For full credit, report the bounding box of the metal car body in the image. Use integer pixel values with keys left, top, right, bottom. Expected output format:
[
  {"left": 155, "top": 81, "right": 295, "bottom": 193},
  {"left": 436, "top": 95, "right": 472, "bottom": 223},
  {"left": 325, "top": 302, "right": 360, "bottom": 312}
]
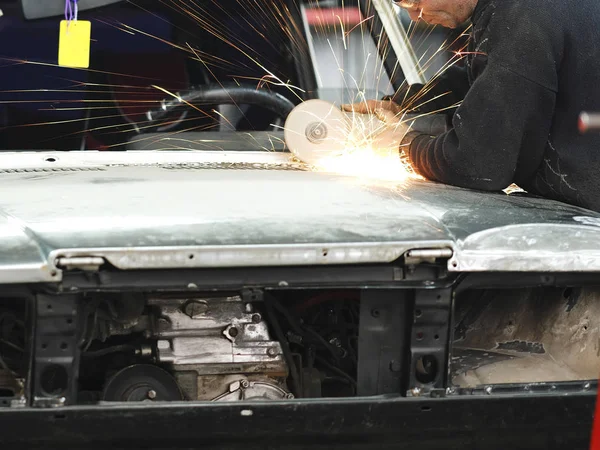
[
  {"left": 0, "top": 1, "right": 596, "bottom": 449},
  {"left": 3, "top": 148, "right": 600, "bottom": 280}
]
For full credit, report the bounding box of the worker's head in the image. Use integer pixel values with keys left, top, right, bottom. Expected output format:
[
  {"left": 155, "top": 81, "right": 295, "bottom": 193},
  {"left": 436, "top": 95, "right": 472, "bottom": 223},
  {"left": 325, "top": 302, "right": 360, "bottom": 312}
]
[{"left": 394, "top": 0, "right": 478, "bottom": 28}]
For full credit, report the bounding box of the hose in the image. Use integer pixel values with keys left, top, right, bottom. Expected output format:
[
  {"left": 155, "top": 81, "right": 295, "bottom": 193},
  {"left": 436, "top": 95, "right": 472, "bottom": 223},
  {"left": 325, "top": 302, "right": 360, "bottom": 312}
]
[
  {"left": 145, "top": 84, "right": 296, "bottom": 128},
  {"left": 264, "top": 293, "right": 302, "bottom": 398}
]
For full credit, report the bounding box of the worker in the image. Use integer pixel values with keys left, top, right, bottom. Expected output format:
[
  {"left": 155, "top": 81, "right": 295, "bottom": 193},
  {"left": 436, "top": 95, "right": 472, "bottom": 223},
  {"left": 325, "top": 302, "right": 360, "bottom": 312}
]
[{"left": 344, "top": 0, "right": 600, "bottom": 212}]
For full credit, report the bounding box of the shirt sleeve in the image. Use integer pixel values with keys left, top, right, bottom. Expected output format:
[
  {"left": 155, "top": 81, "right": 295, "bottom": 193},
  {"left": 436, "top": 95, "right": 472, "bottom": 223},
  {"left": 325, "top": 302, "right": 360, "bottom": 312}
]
[
  {"left": 386, "top": 65, "right": 470, "bottom": 115},
  {"left": 407, "top": 4, "right": 563, "bottom": 191}
]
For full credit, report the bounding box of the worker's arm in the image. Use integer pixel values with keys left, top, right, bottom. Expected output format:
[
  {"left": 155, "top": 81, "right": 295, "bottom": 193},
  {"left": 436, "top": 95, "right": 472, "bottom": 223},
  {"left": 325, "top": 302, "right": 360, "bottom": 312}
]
[
  {"left": 384, "top": 65, "right": 470, "bottom": 114},
  {"left": 406, "top": 4, "right": 563, "bottom": 191}
]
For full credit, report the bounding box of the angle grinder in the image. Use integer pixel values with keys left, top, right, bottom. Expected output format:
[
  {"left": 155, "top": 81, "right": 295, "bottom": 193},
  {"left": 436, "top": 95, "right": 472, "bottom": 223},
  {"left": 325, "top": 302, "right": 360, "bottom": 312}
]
[{"left": 284, "top": 99, "right": 405, "bottom": 167}]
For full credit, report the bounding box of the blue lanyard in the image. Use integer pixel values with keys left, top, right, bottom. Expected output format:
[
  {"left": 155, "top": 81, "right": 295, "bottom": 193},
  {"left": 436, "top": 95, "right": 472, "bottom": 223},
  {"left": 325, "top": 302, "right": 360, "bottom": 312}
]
[{"left": 65, "top": 0, "right": 78, "bottom": 22}]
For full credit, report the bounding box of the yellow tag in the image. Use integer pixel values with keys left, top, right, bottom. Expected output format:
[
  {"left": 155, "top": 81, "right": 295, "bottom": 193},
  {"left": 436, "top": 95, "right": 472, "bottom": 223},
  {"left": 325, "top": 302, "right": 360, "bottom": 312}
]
[{"left": 58, "top": 20, "right": 91, "bottom": 68}]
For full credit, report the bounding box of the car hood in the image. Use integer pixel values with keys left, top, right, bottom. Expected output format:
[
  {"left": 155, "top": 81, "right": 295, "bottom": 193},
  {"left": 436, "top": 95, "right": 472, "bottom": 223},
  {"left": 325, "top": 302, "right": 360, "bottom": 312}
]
[{"left": 1, "top": 150, "right": 600, "bottom": 283}]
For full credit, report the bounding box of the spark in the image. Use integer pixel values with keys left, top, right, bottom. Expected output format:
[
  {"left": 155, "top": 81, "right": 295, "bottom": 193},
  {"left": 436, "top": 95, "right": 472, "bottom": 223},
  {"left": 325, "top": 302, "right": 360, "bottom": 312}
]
[
  {"left": 313, "top": 143, "right": 423, "bottom": 183},
  {"left": 309, "top": 108, "right": 424, "bottom": 183},
  {"left": 0, "top": 0, "right": 469, "bottom": 172},
  {"left": 280, "top": 1, "right": 469, "bottom": 184}
]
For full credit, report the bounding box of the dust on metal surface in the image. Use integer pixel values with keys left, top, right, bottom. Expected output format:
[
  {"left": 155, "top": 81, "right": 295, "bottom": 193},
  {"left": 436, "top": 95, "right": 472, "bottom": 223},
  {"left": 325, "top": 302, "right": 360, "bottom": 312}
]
[{"left": 0, "top": 150, "right": 599, "bottom": 281}]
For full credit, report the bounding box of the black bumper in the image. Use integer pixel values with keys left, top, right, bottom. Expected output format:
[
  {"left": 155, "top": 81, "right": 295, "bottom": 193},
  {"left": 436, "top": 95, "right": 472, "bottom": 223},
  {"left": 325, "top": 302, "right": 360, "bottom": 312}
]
[{"left": 0, "top": 393, "right": 595, "bottom": 449}]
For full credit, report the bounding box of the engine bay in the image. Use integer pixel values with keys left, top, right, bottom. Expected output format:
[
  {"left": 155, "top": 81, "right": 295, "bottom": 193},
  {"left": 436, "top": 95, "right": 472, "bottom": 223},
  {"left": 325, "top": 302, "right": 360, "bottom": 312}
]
[
  {"left": 0, "top": 277, "right": 598, "bottom": 408},
  {"left": 2, "top": 289, "right": 364, "bottom": 405},
  {"left": 76, "top": 290, "right": 360, "bottom": 403}
]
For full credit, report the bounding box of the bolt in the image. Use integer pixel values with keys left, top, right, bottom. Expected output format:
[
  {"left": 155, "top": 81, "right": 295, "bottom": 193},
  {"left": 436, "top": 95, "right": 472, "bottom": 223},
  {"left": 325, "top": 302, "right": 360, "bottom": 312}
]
[
  {"left": 389, "top": 360, "right": 402, "bottom": 372},
  {"left": 252, "top": 314, "right": 262, "bottom": 323},
  {"left": 229, "top": 327, "right": 239, "bottom": 338},
  {"left": 147, "top": 390, "right": 157, "bottom": 400},
  {"left": 157, "top": 317, "right": 170, "bottom": 330},
  {"left": 183, "top": 300, "right": 208, "bottom": 318},
  {"left": 329, "top": 337, "right": 341, "bottom": 347},
  {"left": 371, "top": 309, "right": 380, "bottom": 318},
  {"left": 240, "top": 380, "right": 250, "bottom": 389},
  {"left": 410, "top": 387, "right": 422, "bottom": 397},
  {"left": 285, "top": 393, "right": 295, "bottom": 399},
  {"left": 245, "top": 303, "right": 254, "bottom": 313},
  {"left": 267, "top": 347, "right": 278, "bottom": 357},
  {"left": 157, "top": 340, "right": 170, "bottom": 350},
  {"left": 484, "top": 386, "right": 493, "bottom": 395},
  {"left": 585, "top": 382, "right": 592, "bottom": 390}
]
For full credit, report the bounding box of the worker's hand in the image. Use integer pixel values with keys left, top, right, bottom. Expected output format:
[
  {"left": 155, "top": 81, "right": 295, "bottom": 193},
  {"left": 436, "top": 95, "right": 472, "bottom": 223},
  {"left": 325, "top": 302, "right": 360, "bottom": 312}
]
[
  {"left": 342, "top": 99, "right": 411, "bottom": 147},
  {"left": 342, "top": 99, "right": 402, "bottom": 123}
]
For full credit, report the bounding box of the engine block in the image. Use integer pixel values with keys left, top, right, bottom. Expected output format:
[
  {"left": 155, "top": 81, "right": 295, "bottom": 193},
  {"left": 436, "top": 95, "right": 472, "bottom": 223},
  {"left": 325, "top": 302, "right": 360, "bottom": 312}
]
[{"left": 147, "top": 295, "right": 288, "bottom": 400}]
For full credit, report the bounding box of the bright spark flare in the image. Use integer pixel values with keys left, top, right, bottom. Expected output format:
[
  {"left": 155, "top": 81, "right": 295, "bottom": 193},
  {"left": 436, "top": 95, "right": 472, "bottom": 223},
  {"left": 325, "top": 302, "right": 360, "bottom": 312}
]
[{"left": 313, "top": 143, "right": 423, "bottom": 183}]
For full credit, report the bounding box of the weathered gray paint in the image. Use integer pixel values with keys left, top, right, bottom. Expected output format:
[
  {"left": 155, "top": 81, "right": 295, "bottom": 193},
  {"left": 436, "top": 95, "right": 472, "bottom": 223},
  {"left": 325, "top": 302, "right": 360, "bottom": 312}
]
[{"left": 0, "top": 150, "right": 598, "bottom": 283}]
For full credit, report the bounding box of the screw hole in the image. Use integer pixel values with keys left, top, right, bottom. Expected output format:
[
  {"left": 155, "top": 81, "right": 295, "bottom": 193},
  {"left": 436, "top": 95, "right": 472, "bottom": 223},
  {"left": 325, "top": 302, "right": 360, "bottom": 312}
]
[
  {"left": 41, "top": 343, "right": 47, "bottom": 350},
  {"left": 420, "top": 406, "right": 432, "bottom": 412},
  {"left": 436, "top": 295, "right": 441, "bottom": 300},
  {"left": 415, "top": 355, "right": 438, "bottom": 384},
  {"left": 415, "top": 309, "right": 422, "bottom": 318},
  {"left": 371, "top": 309, "right": 380, "bottom": 318},
  {"left": 322, "top": 249, "right": 329, "bottom": 257},
  {"left": 563, "top": 287, "right": 573, "bottom": 299},
  {"left": 40, "top": 365, "right": 68, "bottom": 396},
  {"left": 45, "top": 157, "right": 57, "bottom": 163},
  {"left": 451, "top": 261, "right": 458, "bottom": 268},
  {"left": 54, "top": 414, "right": 66, "bottom": 420},
  {"left": 584, "top": 325, "right": 588, "bottom": 331},
  {"left": 60, "top": 342, "right": 68, "bottom": 350},
  {"left": 188, "top": 254, "right": 194, "bottom": 260},
  {"left": 46, "top": 304, "right": 52, "bottom": 310},
  {"left": 434, "top": 334, "right": 440, "bottom": 340},
  {"left": 50, "top": 271, "right": 57, "bottom": 277},
  {"left": 416, "top": 331, "right": 424, "bottom": 340},
  {"left": 66, "top": 318, "right": 73, "bottom": 325}
]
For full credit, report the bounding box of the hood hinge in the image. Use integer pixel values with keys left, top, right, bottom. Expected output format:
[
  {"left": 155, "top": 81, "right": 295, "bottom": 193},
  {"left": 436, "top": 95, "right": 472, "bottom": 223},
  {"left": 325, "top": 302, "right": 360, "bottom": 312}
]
[
  {"left": 404, "top": 248, "right": 453, "bottom": 265},
  {"left": 55, "top": 256, "right": 106, "bottom": 272}
]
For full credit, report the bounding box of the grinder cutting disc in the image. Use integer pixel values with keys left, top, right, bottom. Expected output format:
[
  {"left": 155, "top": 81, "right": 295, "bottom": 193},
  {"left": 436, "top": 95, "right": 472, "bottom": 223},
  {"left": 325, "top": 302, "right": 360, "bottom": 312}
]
[{"left": 284, "top": 99, "right": 350, "bottom": 166}]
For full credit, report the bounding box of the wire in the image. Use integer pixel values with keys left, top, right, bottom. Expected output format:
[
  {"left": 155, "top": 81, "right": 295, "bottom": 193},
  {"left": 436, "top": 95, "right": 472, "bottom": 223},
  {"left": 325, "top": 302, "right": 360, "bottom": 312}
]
[
  {"left": 314, "top": 355, "right": 356, "bottom": 389},
  {"left": 0, "top": 353, "right": 10, "bottom": 373},
  {"left": 273, "top": 300, "right": 340, "bottom": 363},
  {"left": 0, "top": 340, "right": 23, "bottom": 353},
  {"left": 83, "top": 344, "right": 137, "bottom": 358},
  {"left": 264, "top": 294, "right": 302, "bottom": 398}
]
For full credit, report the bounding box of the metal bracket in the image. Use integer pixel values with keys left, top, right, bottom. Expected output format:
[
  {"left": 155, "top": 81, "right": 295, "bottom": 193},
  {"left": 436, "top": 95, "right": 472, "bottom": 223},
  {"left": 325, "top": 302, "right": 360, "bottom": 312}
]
[
  {"left": 31, "top": 295, "right": 80, "bottom": 407},
  {"left": 357, "top": 290, "right": 410, "bottom": 396},
  {"left": 407, "top": 288, "right": 452, "bottom": 396},
  {"left": 241, "top": 288, "right": 264, "bottom": 303}
]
